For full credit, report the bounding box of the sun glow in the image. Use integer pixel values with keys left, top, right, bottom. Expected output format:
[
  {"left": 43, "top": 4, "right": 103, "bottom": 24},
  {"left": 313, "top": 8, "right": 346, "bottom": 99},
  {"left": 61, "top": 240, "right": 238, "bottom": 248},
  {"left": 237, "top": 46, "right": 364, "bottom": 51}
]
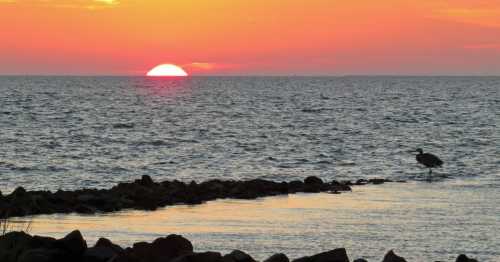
[{"left": 147, "top": 64, "right": 188, "bottom": 77}]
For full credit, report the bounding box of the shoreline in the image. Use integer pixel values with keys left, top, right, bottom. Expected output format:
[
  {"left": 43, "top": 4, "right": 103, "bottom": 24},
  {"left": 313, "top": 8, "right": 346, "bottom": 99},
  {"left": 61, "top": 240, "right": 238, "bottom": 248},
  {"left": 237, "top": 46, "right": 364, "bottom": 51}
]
[
  {"left": 0, "top": 230, "right": 478, "bottom": 262},
  {"left": 0, "top": 175, "right": 396, "bottom": 219}
]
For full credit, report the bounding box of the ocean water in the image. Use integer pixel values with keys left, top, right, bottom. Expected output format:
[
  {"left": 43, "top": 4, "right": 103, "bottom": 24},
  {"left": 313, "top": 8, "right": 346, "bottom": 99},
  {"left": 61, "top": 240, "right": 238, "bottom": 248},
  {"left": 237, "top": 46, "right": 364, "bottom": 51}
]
[
  {"left": 0, "top": 76, "right": 498, "bottom": 191},
  {"left": 1, "top": 76, "right": 499, "bottom": 260}
]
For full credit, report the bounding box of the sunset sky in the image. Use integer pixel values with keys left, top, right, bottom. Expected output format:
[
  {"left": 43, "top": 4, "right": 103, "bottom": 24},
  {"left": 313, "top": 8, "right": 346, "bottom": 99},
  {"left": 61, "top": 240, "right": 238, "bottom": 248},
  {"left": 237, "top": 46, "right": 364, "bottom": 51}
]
[{"left": 1, "top": 0, "right": 499, "bottom": 75}]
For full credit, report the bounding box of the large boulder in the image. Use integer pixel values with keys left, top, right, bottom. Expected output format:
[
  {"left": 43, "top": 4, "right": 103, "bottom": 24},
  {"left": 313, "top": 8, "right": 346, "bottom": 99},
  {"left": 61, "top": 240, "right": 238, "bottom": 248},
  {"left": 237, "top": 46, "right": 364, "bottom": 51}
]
[
  {"left": 0, "top": 231, "right": 34, "bottom": 262},
  {"left": 94, "top": 237, "right": 123, "bottom": 253},
  {"left": 223, "top": 250, "right": 256, "bottom": 262},
  {"left": 264, "top": 253, "right": 289, "bottom": 262},
  {"left": 113, "top": 234, "right": 193, "bottom": 262},
  {"left": 382, "top": 250, "right": 406, "bottom": 262},
  {"left": 83, "top": 246, "right": 119, "bottom": 262},
  {"left": 456, "top": 254, "right": 478, "bottom": 262},
  {"left": 84, "top": 238, "right": 123, "bottom": 262},
  {"left": 54, "top": 230, "right": 87, "bottom": 256},
  {"left": 292, "top": 248, "right": 349, "bottom": 262},
  {"left": 0, "top": 232, "right": 70, "bottom": 262},
  {"left": 17, "top": 248, "right": 73, "bottom": 262}
]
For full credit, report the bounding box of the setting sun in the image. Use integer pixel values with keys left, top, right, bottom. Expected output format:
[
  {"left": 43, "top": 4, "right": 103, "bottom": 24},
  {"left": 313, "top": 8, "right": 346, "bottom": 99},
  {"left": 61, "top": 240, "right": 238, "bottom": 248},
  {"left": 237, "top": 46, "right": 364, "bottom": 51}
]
[{"left": 147, "top": 64, "right": 188, "bottom": 77}]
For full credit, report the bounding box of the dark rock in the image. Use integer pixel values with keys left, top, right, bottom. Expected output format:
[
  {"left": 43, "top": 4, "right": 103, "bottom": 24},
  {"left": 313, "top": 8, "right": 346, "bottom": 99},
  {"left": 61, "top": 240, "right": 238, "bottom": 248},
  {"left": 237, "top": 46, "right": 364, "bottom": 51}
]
[
  {"left": 55, "top": 230, "right": 87, "bottom": 256},
  {"left": 353, "top": 259, "right": 368, "bottom": 262},
  {"left": 11, "top": 186, "right": 27, "bottom": 197},
  {"left": 0, "top": 175, "right": 372, "bottom": 218},
  {"left": 309, "top": 248, "right": 349, "bottom": 262},
  {"left": 114, "top": 234, "right": 193, "bottom": 262},
  {"left": 456, "top": 254, "right": 478, "bottom": 262},
  {"left": 17, "top": 248, "right": 65, "bottom": 262},
  {"left": 292, "top": 248, "right": 349, "bottom": 262},
  {"left": 264, "top": 253, "right": 289, "bottom": 262},
  {"left": 223, "top": 250, "right": 256, "bottom": 262},
  {"left": 341, "top": 180, "right": 353, "bottom": 186},
  {"left": 0, "top": 231, "right": 33, "bottom": 262},
  {"left": 292, "top": 257, "right": 310, "bottom": 262},
  {"left": 304, "top": 176, "right": 323, "bottom": 185},
  {"left": 151, "top": 234, "right": 193, "bottom": 259},
  {"left": 83, "top": 246, "right": 119, "bottom": 262},
  {"left": 95, "top": 237, "right": 123, "bottom": 253},
  {"left": 138, "top": 175, "right": 155, "bottom": 187},
  {"left": 368, "top": 178, "right": 392, "bottom": 185},
  {"left": 382, "top": 250, "right": 406, "bottom": 262},
  {"left": 172, "top": 251, "right": 223, "bottom": 262},
  {"left": 355, "top": 179, "right": 367, "bottom": 185},
  {"left": 75, "top": 204, "right": 96, "bottom": 214}
]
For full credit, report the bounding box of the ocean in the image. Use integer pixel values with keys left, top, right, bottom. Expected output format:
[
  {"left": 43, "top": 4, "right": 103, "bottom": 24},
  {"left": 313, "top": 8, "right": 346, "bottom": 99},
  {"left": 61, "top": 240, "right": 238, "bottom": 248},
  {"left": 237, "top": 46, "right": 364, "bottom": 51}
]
[{"left": 1, "top": 76, "right": 499, "bottom": 261}]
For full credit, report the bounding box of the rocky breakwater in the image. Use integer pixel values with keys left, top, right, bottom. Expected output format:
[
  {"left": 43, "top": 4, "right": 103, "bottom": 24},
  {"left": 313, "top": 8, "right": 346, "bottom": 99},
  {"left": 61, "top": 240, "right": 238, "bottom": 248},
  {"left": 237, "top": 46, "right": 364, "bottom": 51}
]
[
  {"left": 0, "top": 175, "right": 394, "bottom": 219},
  {"left": 0, "top": 230, "right": 479, "bottom": 262}
]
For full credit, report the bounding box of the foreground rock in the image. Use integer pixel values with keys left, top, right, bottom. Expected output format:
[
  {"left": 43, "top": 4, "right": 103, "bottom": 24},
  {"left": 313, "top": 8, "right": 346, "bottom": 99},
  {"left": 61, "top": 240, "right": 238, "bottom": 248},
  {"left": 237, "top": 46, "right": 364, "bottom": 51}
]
[
  {"left": 0, "top": 230, "right": 86, "bottom": 262},
  {"left": 0, "top": 231, "right": 480, "bottom": 262},
  {"left": 0, "top": 230, "right": 477, "bottom": 262},
  {"left": 456, "top": 254, "right": 479, "bottom": 262},
  {"left": 292, "top": 248, "right": 349, "bottom": 262},
  {"left": 382, "top": 250, "right": 407, "bottom": 262},
  {"left": 0, "top": 176, "right": 395, "bottom": 219}
]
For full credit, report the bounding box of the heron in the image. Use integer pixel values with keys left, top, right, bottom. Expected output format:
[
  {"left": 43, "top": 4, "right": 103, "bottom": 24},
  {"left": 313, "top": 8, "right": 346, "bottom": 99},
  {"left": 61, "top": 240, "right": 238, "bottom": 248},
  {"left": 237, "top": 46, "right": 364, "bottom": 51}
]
[{"left": 415, "top": 148, "right": 443, "bottom": 180}]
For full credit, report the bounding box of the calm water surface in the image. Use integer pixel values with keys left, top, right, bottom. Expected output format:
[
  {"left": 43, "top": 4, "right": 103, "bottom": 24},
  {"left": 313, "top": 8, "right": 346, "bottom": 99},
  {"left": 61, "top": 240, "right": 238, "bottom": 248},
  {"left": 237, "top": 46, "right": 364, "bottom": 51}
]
[
  {"left": 13, "top": 182, "right": 500, "bottom": 261},
  {"left": 1, "top": 76, "right": 499, "bottom": 261}
]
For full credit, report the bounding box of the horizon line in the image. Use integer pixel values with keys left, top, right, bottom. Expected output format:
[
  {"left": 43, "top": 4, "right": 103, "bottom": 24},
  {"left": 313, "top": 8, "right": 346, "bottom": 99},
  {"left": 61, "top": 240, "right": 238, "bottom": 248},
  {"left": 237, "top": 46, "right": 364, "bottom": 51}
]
[{"left": 1, "top": 74, "right": 500, "bottom": 77}]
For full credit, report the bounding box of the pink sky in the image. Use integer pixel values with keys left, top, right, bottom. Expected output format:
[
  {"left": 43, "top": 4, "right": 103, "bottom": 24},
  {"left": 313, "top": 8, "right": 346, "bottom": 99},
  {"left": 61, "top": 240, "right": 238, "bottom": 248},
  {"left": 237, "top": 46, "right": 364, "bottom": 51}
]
[{"left": 1, "top": 0, "right": 500, "bottom": 75}]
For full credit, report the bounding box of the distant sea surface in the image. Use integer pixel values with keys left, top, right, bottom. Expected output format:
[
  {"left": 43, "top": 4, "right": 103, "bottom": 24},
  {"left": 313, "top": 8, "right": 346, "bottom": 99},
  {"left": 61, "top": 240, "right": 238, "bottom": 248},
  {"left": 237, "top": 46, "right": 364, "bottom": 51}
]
[
  {"left": 0, "top": 76, "right": 498, "bottom": 190},
  {"left": 1, "top": 76, "right": 499, "bottom": 260}
]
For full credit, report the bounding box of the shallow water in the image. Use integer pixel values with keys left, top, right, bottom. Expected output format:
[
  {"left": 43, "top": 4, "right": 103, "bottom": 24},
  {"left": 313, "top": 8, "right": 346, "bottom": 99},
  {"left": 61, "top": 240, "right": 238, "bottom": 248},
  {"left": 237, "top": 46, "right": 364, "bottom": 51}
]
[
  {"left": 1, "top": 76, "right": 499, "bottom": 260},
  {"left": 13, "top": 182, "right": 500, "bottom": 261}
]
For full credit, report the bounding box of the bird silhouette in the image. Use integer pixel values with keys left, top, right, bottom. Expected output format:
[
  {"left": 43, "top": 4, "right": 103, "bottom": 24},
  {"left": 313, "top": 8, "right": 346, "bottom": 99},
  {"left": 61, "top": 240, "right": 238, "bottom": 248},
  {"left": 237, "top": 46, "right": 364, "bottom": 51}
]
[{"left": 416, "top": 148, "right": 443, "bottom": 180}]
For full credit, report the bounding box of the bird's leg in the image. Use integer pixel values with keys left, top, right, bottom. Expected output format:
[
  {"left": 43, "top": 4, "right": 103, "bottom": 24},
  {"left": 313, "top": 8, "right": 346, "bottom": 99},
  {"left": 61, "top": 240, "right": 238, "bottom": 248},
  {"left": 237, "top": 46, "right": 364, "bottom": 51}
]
[{"left": 427, "top": 168, "right": 432, "bottom": 182}]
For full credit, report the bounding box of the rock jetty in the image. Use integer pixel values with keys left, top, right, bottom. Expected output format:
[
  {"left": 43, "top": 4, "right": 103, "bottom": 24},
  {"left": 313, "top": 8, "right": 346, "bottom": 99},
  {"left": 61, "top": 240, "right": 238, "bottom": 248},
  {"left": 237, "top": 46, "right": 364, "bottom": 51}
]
[
  {"left": 0, "top": 175, "right": 394, "bottom": 219},
  {"left": 0, "top": 230, "right": 479, "bottom": 262}
]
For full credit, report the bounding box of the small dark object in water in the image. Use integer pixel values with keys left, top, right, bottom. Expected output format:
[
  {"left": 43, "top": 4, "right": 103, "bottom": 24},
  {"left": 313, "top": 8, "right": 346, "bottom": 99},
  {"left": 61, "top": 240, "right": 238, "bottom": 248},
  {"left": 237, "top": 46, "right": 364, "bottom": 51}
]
[
  {"left": 416, "top": 148, "right": 443, "bottom": 177},
  {"left": 113, "top": 123, "right": 135, "bottom": 129}
]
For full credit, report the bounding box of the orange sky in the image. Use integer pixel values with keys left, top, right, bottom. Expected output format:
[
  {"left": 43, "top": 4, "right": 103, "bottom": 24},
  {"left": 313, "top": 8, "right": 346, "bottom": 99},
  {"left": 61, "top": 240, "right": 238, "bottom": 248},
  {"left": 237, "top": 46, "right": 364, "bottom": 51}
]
[{"left": 1, "top": 0, "right": 500, "bottom": 75}]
